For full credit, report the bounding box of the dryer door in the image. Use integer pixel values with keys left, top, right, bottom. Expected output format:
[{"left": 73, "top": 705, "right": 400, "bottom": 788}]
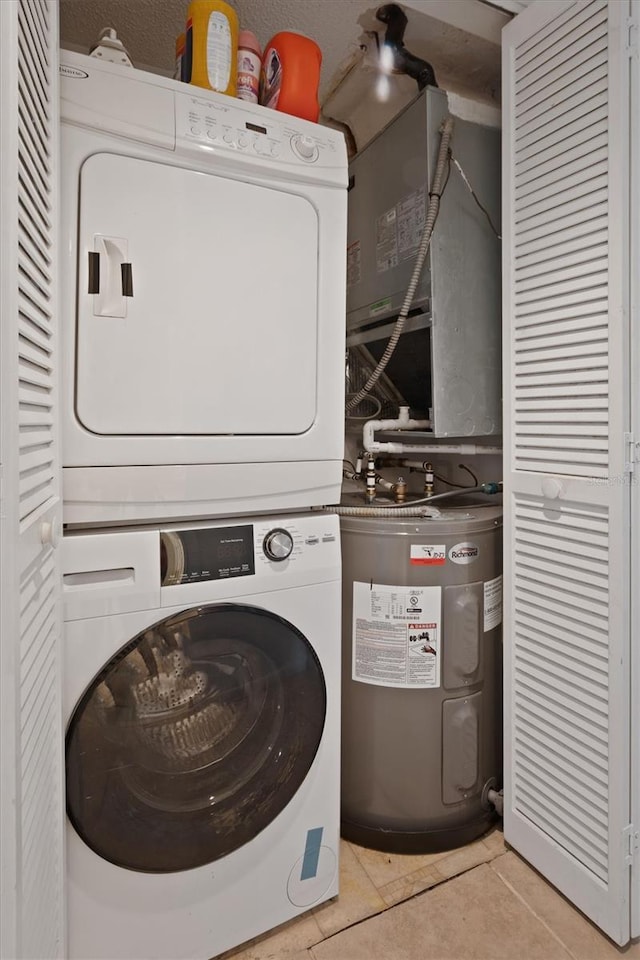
[
  {"left": 75, "top": 153, "right": 319, "bottom": 436},
  {"left": 65, "top": 603, "right": 326, "bottom": 872}
]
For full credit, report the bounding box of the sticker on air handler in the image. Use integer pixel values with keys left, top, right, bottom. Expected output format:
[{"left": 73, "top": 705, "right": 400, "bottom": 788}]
[{"left": 352, "top": 581, "right": 441, "bottom": 689}]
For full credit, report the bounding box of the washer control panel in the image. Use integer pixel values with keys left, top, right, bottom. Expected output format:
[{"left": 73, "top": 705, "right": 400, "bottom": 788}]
[
  {"left": 263, "top": 528, "right": 294, "bottom": 562},
  {"left": 159, "top": 514, "right": 340, "bottom": 587},
  {"left": 175, "top": 93, "right": 345, "bottom": 173},
  {"left": 252, "top": 515, "right": 339, "bottom": 571}
]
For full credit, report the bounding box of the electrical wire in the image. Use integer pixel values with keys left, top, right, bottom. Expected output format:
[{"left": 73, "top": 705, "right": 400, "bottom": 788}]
[
  {"left": 450, "top": 154, "right": 501, "bottom": 241},
  {"left": 433, "top": 473, "right": 471, "bottom": 489},
  {"left": 345, "top": 394, "right": 383, "bottom": 420},
  {"left": 433, "top": 462, "right": 480, "bottom": 488},
  {"left": 459, "top": 463, "right": 478, "bottom": 486}
]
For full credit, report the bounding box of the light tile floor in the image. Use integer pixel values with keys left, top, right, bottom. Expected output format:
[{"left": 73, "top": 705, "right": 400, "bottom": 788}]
[{"left": 218, "top": 827, "right": 640, "bottom": 960}]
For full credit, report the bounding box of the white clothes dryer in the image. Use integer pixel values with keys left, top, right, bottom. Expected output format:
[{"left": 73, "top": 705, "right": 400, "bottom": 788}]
[
  {"left": 59, "top": 51, "right": 347, "bottom": 526},
  {"left": 62, "top": 512, "right": 341, "bottom": 960}
]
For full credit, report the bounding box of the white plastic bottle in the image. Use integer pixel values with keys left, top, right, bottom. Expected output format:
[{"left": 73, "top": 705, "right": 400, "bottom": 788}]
[{"left": 237, "top": 30, "right": 261, "bottom": 103}]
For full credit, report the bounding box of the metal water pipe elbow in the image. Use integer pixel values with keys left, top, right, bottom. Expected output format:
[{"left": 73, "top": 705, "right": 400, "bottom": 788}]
[{"left": 376, "top": 3, "right": 437, "bottom": 90}]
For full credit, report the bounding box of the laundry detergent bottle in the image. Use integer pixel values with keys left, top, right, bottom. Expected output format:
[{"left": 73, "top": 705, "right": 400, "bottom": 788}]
[
  {"left": 186, "top": 0, "right": 239, "bottom": 96},
  {"left": 259, "top": 32, "right": 322, "bottom": 122}
]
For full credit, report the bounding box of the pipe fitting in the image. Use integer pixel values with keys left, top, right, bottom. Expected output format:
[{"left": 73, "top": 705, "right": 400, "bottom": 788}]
[
  {"left": 393, "top": 476, "right": 408, "bottom": 502},
  {"left": 362, "top": 406, "right": 432, "bottom": 453}
]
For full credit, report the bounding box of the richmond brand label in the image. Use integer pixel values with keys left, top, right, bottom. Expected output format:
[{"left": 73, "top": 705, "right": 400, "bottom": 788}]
[
  {"left": 449, "top": 541, "right": 479, "bottom": 564},
  {"left": 60, "top": 64, "right": 89, "bottom": 78}
]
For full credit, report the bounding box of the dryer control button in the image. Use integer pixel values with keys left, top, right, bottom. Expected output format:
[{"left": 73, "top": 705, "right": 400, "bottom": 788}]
[
  {"left": 291, "top": 135, "right": 319, "bottom": 162},
  {"left": 263, "top": 528, "right": 294, "bottom": 562}
]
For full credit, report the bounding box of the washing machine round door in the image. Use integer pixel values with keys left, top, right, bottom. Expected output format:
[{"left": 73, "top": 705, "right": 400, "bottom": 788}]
[{"left": 65, "top": 603, "right": 327, "bottom": 872}]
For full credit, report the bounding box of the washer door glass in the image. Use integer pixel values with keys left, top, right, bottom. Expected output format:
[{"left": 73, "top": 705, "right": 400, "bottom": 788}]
[{"left": 65, "top": 603, "right": 326, "bottom": 873}]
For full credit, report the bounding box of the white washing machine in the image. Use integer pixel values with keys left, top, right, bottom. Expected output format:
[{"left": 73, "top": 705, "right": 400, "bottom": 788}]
[
  {"left": 59, "top": 51, "right": 347, "bottom": 526},
  {"left": 62, "top": 512, "right": 341, "bottom": 959}
]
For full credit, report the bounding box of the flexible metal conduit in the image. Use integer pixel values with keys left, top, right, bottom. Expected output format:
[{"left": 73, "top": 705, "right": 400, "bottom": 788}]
[
  {"left": 331, "top": 484, "right": 501, "bottom": 516},
  {"left": 330, "top": 505, "right": 442, "bottom": 518}
]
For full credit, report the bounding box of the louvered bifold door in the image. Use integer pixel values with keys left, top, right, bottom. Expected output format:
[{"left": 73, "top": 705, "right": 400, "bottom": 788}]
[
  {"left": 503, "top": 0, "right": 632, "bottom": 945},
  {"left": 0, "top": 2, "right": 64, "bottom": 959}
]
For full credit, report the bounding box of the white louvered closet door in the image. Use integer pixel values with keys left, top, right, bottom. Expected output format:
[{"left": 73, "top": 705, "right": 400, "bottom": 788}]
[
  {"left": 503, "top": 0, "right": 632, "bottom": 945},
  {"left": 0, "top": 2, "right": 64, "bottom": 959}
]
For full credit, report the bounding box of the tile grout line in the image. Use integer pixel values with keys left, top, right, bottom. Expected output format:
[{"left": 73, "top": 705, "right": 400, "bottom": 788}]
[
  {"left": 223, "top": 841, "right": 507, "bottom": 958},
  {"left": 488, "top": 862, "right": 579, "bottom": 960},
  {"left": 348, "top": 837, "right": 499, "bottom": 899},
  {"left": 304, "top": 853, "right": 511, "bottom": 956}
]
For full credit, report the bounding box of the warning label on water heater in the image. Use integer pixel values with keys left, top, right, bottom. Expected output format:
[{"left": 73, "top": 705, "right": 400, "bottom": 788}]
[
  {"left": 410, "top": 544, "right": 446, "bottom": 566},
  {"left": 352, "top": 581, "right": 441, "bottom": 689},
  {"left": 484, "top": 574, "right": 503, "bottom": 632}
]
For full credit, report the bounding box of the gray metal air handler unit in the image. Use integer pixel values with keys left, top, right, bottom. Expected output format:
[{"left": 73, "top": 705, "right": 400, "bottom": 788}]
[
  {"left": 346, "top": 86, "right": 501, "bottom": 436},
  {"left": 340, "top": 506, "right": 503, "bottom": 852}
]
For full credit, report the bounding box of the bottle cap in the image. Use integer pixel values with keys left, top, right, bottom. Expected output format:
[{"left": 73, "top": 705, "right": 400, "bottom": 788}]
[{"left": 238, "top": 30, "right": 261, "bottom": 54}]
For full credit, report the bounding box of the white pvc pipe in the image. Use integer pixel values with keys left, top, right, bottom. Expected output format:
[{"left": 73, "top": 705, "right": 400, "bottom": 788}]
[
  {"left": 362, "top": 406, "right": 431, "bottom": 453},
  {"left": 367, "top": 442, "right": 504, "bottom": 455},
  {"left": 362, "top": 408, "right": 502, "bottom": 455}
]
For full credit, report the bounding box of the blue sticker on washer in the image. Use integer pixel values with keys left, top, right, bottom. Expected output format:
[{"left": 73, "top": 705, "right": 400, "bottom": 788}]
[{"left": 300, "top": 827, "right": 324, "bottom": 881}]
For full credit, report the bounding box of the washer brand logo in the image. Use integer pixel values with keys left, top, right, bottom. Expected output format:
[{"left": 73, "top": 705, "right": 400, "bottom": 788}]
[
  {"left": 449, "top": 542, "right": 479, "bottom": 564},
  {"left": 410, "top": 544, "right": 446, "bottom": 566},
  {"left": 60, "top": 65, "right": 89, "bottom": 78}
]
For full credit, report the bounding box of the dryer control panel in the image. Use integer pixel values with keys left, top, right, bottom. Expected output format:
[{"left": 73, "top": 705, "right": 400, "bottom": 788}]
[
  {"left": 175, "top": 92, "right": 346, "bottom": 182},
  {"left": 59, "top": 49, "right": 346, "bottom": 185}
]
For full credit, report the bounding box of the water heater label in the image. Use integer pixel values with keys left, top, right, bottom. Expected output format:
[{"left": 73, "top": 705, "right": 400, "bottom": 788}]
[
  {"left": 410, "top": 544, "right": 446, "bottom": 566},
  {"left": 449, "top": 542, "right": 480, "bottom": 564},
  {"left": 352, "top": 581, "right": 441, "bottom": 689},
  {"left": 484, "top": 575, "right": 503, "bottom": 632}
]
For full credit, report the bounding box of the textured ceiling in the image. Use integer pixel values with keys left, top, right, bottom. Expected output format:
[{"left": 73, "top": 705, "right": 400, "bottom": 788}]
[
  {"left": 60, "top": 0, "right": 380, "bottom": 97},
  {"left": 59, "top": 0, "right": 505, "bottom": 147}
]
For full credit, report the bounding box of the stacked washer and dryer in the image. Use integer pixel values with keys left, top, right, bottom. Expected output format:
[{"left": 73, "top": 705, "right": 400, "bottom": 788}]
[{"left": 59, "top": 51, "right": 348, "bottom": 960}]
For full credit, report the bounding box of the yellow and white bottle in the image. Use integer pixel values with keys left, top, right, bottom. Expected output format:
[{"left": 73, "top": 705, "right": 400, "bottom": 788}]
[{"left": 186, "top": 0, "right": 239, "bottom": 96}]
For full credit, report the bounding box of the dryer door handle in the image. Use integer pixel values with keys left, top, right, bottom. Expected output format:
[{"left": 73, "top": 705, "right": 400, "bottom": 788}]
[
  {"left": 90, "top": 235, "right": 130, "bottom": 317},
  {"left": 121, "top": 261, "right": 134, "bottom": 298}
]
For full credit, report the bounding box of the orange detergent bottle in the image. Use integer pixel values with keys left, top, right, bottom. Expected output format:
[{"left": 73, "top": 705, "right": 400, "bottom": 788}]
[{"left": 259, "top": 32, "right": 322, "bottom": 123}]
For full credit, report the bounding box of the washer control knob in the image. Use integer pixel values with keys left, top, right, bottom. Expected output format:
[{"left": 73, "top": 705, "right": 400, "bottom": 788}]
[
  {"left": 291, "top": 135, "right": 319, "bottom": 162},
  {"left": 263, "top": 528, "right": 294, "bottom": 562}
]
